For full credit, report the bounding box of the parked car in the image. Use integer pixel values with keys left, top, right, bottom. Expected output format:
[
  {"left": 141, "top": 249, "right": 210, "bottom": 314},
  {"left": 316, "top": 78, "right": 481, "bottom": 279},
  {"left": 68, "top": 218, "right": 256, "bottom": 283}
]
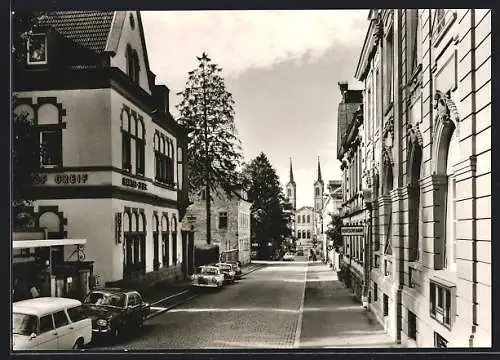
[
  {"left": 191, "top": 266, "right": 225, "bottom": 288},
  {"left": 215, "top": 263, "right": 236, "bottom": 283},
  {"left": 226, "top": 261, "right": 242, "bottom": 279},
  {"left": 13, "top": 297, "right": 92, "bottom": 350},
  {"left": 81, "top": 288, "right": 150, "bottom": 342},
  {"left": 283, "top": 252, "right": 295, "bottom": 261}
]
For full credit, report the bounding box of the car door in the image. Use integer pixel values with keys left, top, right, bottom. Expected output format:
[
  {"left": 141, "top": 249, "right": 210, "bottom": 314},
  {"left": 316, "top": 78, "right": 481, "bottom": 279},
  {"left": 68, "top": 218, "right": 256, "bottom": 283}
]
[
  {"left": 36, "top": 314, "right": 58, "bottom": 350},
  {"left": 66, "top": 305, "right": 92, "bottom": 346},
  {"left": 52, "top": 310, "right": 73, "bottom": 349},
  {"left": 127, "top": 293, "right": 140, "bottom": 325}
]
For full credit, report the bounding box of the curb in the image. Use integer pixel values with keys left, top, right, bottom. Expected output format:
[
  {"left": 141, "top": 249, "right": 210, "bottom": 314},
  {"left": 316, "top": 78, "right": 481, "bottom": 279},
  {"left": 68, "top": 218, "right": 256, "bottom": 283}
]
[{"left": 145, "top": 263, "right": 265, "bottom": 320}]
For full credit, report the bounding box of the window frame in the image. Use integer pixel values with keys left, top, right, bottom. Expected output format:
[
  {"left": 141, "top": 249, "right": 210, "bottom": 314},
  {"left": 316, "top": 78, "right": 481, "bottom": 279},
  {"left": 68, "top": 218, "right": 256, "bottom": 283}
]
[
  {"left": 27, "top": 33, "right": 48, "bottom": 65},
  {"left": 219, "top": 212, "right": 228, "bottom": 230}
]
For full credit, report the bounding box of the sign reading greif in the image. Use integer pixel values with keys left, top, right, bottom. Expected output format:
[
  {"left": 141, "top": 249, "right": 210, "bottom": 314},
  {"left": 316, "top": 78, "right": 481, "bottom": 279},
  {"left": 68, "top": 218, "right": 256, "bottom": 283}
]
[{"left": 340, "top": 226, "right": 364, "bottom": 236}]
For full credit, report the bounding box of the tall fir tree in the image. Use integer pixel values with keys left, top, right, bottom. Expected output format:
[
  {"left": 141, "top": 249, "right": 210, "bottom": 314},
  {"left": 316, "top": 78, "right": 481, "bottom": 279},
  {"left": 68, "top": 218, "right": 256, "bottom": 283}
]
[
  {"left": 176, "top": 52, "right": 243, "bottom": 245},
  {"left": 241, "top": 153, "right": 291, "bottom": 259}
]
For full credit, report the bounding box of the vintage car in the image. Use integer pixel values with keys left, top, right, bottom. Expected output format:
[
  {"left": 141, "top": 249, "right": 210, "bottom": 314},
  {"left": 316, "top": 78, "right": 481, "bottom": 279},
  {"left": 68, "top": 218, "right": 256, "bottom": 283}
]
[
  {"left": 81, "top": 288, "right": 150, "bottom": 341},
  {"left": 215, "top": 263, "right": 236, "bottom": 283},
  {"left": 226, "top": 261, "right": 242, "bottom": 279},
  {"left": 13, "top": 297, "right": 92, "bottom": 350},
  {"left": 191, "top": 266, "right": 225, "bottom": 288},
  {"left": 283, "top": 252, "right": 295, "bottom": 261}
]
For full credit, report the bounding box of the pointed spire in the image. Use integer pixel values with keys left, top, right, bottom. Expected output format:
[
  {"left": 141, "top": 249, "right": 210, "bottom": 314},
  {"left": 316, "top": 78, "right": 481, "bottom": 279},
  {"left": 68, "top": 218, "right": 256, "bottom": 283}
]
[
  {"left": 317, "top": 156, "right": 323, "bottom": 183},
  {"left": 289, "top": 158, "right": 294, "bottom": 183}
]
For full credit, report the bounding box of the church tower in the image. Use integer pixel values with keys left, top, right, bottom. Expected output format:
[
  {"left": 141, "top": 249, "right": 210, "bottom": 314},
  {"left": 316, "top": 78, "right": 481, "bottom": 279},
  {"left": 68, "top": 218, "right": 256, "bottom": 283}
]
[
  {"left": 285, "top": 158, "right": 296, "bottom": 210},
  {"left": 314, "top": 157, "right": 324, "bottom": 212}
]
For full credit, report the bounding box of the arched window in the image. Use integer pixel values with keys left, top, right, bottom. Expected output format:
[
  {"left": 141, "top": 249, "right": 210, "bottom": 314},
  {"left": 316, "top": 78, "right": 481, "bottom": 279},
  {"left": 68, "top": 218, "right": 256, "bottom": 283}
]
[
  {"left": 171, "top": 216, "right": 178, "bottom": 265},
  {"left": 123, "top": 210, "right": 146, "bottom": 279},
  {"left": 445, "top": 130, "right": 459, "bottom": 271},
  {"left": 135, "top": 118, "right": 145, "bottom": 175},
  {"left": 315, "top": 187, "right": 319, "bottom": 196},
  {"left": 126, "top": 45, "right": 140, "bottom": 83},
  {"left": 161, "top": 214, "right": 169, "bottom": 267},
  {"left": 408, "top": 139, "right": 422, "bottom": 262},
  {"left": 307, "top": 215, "right": 310, "bottom": 223},
  {"left": 121, "top": 108, "right": 132, "bottom": 171},
  {"left": 37, "top": 103, "right": 63, "bottom": 168}
]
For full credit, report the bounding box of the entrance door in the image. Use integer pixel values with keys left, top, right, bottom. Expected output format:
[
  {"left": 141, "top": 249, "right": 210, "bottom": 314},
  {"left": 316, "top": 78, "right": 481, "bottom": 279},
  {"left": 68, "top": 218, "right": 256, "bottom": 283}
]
[{"left": 153, "top": 233, "right": 159, "bottom": 271}]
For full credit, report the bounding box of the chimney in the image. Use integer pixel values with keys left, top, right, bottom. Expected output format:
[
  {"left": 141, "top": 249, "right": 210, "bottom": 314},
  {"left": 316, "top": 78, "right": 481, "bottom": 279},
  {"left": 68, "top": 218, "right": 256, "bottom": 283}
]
[{"left": 153, "top": 85, "right": 170, "bottom": 114}]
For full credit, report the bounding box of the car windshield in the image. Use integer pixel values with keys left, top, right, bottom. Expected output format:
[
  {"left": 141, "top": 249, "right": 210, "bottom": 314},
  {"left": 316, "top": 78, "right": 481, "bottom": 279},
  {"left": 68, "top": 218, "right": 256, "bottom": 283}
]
[
  {"left": 12, "top": 313, "right": 38, "bottom": 336},
  {"left": 200, "top": 268, "right": 218, "bottom": 275},
  {"left": 83, "top": 291, "right": 126, "bottom": 308}
]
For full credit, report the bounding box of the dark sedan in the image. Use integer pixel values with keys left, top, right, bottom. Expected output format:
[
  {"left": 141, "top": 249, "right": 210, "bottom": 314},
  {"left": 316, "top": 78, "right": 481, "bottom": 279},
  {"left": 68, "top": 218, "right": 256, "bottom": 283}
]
[{"left": 81, "top": 288, "right": 150, "bottom": 342}]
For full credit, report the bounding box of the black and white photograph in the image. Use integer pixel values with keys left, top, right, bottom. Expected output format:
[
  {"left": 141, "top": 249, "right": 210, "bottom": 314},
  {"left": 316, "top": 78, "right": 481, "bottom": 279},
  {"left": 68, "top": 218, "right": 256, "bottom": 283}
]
[{"left": 11, "top": 8, "right": 492, "bottom": 352}]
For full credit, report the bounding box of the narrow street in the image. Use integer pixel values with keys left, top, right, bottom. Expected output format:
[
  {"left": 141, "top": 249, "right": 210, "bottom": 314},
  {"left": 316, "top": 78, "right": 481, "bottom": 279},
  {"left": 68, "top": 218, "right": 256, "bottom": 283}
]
[{"left": 91, "top": 259, "right": 394, "bottom": 350}]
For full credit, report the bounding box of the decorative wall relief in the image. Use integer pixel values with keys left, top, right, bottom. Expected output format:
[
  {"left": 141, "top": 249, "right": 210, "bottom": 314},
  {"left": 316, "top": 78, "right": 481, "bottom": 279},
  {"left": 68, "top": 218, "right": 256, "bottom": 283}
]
[
  {"left": 433, "top": 90, "right": 460, "bottom": 139},
  {"left": 382, "top": 118, "right": 394, "bottom": 168}
]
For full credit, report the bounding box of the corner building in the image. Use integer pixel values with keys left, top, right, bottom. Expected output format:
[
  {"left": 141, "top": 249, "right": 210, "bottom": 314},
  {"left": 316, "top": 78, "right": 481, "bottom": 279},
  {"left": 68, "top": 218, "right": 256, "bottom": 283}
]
[
  {"left": 354, "top": 9, "right": 491, "bottom": 347},
  {"left": 14, "top": 11, "right": 191, "bottom": 287}
]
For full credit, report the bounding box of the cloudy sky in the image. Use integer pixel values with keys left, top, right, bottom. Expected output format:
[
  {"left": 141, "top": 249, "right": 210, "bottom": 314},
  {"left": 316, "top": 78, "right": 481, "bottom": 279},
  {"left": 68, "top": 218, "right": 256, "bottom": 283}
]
[{"left": 141, "top": 10, "right": 368, "bottom": 208}]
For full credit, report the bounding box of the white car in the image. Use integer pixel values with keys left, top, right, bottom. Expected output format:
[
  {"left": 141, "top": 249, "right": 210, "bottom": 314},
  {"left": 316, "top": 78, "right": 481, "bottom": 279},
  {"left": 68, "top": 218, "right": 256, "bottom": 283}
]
[
  {"left": 283, "top": 252, "right": 295, "bottom": 261},
  {"left": 13, "top": 297, "right": 92, "bottom": 350},
  {"left": 191, "top": 266, "right": 225, "bottom": 288}
]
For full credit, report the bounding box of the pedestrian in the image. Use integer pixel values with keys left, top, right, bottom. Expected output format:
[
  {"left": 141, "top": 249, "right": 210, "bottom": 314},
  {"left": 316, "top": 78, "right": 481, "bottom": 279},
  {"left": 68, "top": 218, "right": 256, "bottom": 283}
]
[{"left": 29, "top": 282, "right": 40, "bottom": 298}]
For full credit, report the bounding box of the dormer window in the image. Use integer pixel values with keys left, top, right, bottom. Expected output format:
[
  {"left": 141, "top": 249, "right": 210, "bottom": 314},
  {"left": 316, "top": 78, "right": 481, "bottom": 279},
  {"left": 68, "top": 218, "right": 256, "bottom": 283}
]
[
  {"left": 27, "top": 34, "right": 47, "bottom": 65},
  {"left": 126, "top": 45, "right": 140, "bottom": 84}
]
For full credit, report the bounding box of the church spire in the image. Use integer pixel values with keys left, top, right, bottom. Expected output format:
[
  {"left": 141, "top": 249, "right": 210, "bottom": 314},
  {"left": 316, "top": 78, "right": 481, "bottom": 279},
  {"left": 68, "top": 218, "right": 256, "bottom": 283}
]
[
  {"left": 317, "top": 156, "right": 323, "bottom": 183},
  {"left": 289, "top": 158, "right": 295, "bottom": 183}
]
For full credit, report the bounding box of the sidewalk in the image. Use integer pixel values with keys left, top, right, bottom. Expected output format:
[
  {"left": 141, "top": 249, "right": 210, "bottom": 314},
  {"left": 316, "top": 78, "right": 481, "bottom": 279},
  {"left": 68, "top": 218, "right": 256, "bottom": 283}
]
[{"left": 299, "top": 262, "right": 401, "bottom": 348}]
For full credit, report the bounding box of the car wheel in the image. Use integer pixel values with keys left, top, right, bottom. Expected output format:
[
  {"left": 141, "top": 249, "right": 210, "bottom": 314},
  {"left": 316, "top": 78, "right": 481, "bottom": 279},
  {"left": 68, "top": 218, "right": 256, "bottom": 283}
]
[{"left": 72, "top": 338, "right": 84, "bottom": 350}]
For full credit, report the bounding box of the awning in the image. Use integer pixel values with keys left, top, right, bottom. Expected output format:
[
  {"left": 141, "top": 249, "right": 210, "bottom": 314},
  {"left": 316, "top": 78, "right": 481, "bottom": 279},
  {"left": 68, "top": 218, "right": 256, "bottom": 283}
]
[{"left": 13, "top": 239, "right": 87, "bottom": 249}]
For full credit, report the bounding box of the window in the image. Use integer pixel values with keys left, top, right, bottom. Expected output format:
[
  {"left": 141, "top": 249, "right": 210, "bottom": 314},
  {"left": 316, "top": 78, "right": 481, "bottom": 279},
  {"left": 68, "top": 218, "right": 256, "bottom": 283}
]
[
  {"left": 154, "top": 132, "right": 175, "bottom": 185},
  {"left": 385, "top": 259, "right": 392, "bottom": 277},
  {"left": 432, "top": 10, "right": 456, "bottom": 45},
  {"left": 27, "top": 34, "right": 47, "bottom": 65},
  {"left": 288, "top": 189, "right": 292, "bottom": 198},
  {"left": 171, "top": 217, "right": 178, "bottom": 264},
  {"left": 122, "top": 131, "right": 131, "bottom": 171},
  {"left": 385, "top": 26, "right": 394, "bottom": 109},
  {"left": 67, "top": 306, "right": 86, "bottom": 323},
  {"left": 177, "top": 146, "right": 183, "bottom": 190},
  {"left": 445, "top": 130, "right": 459, "bottom": 271},
  {"left": 297, "top": 216, "right": 301, "bottom": 224},
  {"left": 297, "top": 231, "right": 302, "bottom": 239},
  {"left": 219, "top": 212, "right": 228, "bottom": 229},
  {"left": 315, "top": 187, "right": 319, "bottom": 196},
  {"left": 40, "top": 130, "right": 62, "bottom": 167},
  {"left": 434, "top": 332, "right": 448, "bottom": 348},
  {"left": 376, "top": 67, "right": 382, "bottom": 130},
  {"left": 121, "top": 109, "right": 145, "bottom": 175},
  {"left": 373, "top": 282, "right": 378, "bottom": 302},
  {"left": 53, "top": 311, "right": 69, "bottom": 328},
  {"left": 430, "top": 281, "right": 453, "bottom": 327},
  {"left": 128, "top": 293, "right": 139, "bottom": 307},
  {"left": 383, "top": 294, "right": 389, "bottom": 316},
  {"left": 307, "top": 215, "right": 310, "bottom": 223},
  {"left": 408, "top": 311, "right": 417, "bottom": 340},
  {"left": 161, "top": 214, "right": 169, "bottom": 267},
  {"left": 407, "top": 10, "right": 420, "bottom": 77},
  {"left": 39, "top": 315, "right": 54, "bottom": 334},
  {"left": 126, "top": 45, "right": 140, "bottom": 84},
  {"left": 374, "top": 254, "right": 380, "bottom": 268}
]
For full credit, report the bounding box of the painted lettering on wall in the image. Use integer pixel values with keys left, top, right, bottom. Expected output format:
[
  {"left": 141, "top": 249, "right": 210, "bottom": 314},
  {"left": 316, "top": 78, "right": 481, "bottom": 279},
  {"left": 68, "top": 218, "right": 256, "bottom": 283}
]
[
  {"left": 340, "top": 226, "right": 364, "bottom": 236},
  {"left": 54, "top": 173, "right": 89, "bottom": 184},
  {"left": 122, "top": 177, "right": 147, "bottom": 191}
]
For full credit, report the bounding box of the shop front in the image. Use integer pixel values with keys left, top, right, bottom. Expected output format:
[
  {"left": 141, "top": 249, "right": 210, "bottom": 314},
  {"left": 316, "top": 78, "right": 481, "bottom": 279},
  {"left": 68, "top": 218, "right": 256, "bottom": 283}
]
[{"left": 13, "top": 236, "right": 93, "bottom": 302}]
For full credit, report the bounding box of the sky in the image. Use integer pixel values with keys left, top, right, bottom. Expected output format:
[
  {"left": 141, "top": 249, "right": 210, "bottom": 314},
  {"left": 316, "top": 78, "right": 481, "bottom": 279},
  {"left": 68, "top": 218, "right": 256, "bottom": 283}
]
[{"left": 141, "top": 10, "right": 368, "bottom": 208}]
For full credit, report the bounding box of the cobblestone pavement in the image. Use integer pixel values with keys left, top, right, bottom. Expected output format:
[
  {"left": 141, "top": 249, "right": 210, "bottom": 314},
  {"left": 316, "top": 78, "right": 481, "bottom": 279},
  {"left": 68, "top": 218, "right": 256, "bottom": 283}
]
[
  {"left": 90, "top": 262, "right": 306, "bottom": 350},
  {"left": 90, "top": 261, "right": 398, "bottom": 350}
]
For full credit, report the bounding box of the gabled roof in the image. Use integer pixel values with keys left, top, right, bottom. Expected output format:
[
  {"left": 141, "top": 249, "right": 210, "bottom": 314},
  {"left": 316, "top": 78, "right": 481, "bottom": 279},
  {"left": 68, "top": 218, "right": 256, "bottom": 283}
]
[{"left": 38, "top": 11, "right": 115, "bottom": 54}]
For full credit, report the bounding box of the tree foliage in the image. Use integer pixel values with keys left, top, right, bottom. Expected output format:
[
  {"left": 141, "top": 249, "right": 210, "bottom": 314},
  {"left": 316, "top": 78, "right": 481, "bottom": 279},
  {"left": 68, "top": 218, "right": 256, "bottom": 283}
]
[
  {"left": 325, "top": 213, "right": 343, "bottom": 250},
  {"left": 240, "top": 153, "right": 291, "bottom": 257},
  {"left": 12, "top": 11, "right": 49, "bottom": 65},
  {"left": 176, "top": 52, "right": 243, "bottom": 199}
]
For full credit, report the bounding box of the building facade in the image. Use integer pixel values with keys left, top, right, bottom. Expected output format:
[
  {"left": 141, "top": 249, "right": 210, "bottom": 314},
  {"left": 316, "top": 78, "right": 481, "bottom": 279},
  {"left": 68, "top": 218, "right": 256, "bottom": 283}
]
[
  {"left": 320, "top": 180, "right": 342, "bottom": 264},
  {"left": 337, "top": 82, "right": 371, "bottom": 306},
  {"left": 295, "top": 206, "right": 314, "bottom": 253},
  {"left": 186, "top": 187, "right": 252, "bottom": 265},
  {"left": 354, "top": 9, "right": 491, "bottom": 348},
  {"left": 13, "top": 11, "right": 191, "bottom": 288}
]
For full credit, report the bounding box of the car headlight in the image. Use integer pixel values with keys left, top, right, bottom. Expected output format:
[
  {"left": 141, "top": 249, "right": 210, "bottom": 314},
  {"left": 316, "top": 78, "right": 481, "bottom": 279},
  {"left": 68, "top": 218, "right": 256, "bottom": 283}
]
[{"left": 96, "top": 319, "right": 108, "bottom": 327}]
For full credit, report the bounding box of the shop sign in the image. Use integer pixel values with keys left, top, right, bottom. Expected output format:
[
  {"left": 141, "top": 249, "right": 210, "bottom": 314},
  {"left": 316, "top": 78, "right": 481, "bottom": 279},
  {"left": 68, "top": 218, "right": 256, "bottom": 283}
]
[
  {"left": 55, "top": 173, "right": 89, "bottom": 184},
  {"left": 115, "top": 213, "right": 122, "bottom": 244},
  {"left": 341, "top": 226, "right": 364, "bottom": 236},
  {"left": 122, "top": 177, "right": 147, "bottom": 191},
  {"left": 251, "top": 242, "right": 259, "bottom": 247}
]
